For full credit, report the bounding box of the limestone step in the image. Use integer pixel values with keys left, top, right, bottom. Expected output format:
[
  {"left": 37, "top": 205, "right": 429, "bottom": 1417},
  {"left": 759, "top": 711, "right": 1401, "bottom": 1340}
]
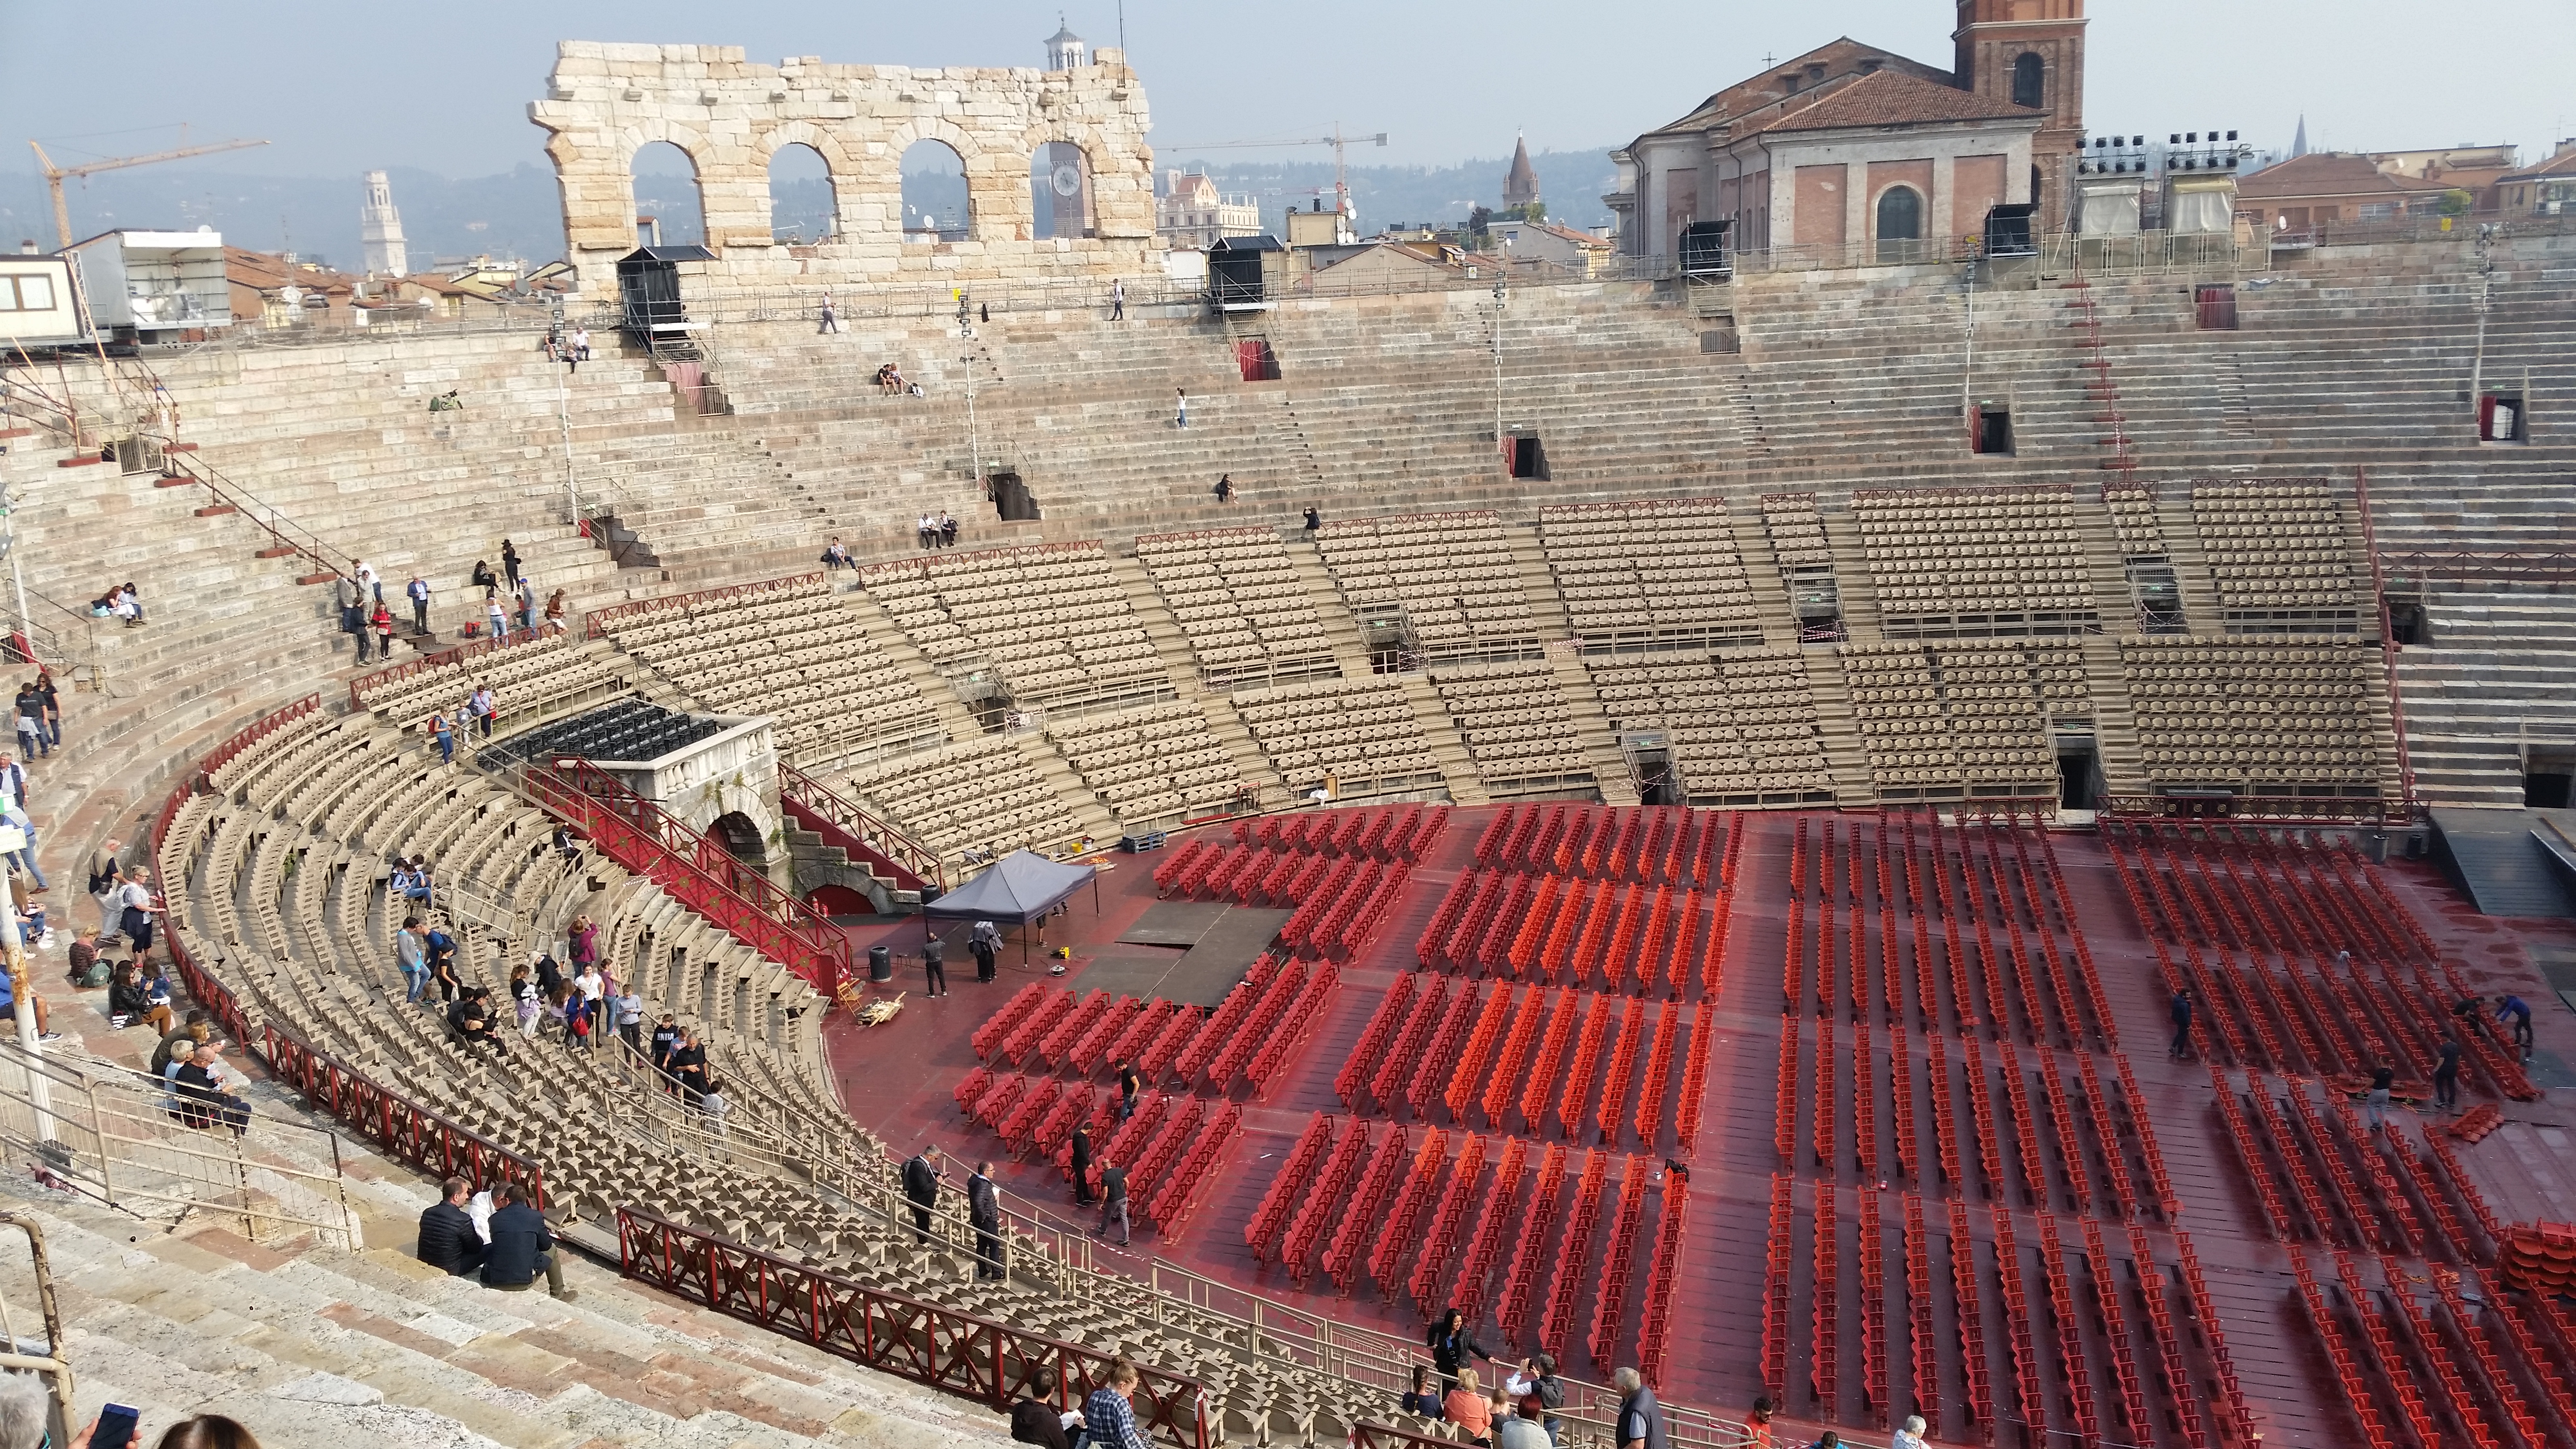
[
  {"left": 1502, "top": 528, "right": 1573, "bottom": 639},
  {"left": 1799, "top": 651, "right": 1880, "bottom": 807},
  {"left": 1396, "top": 674, "right": 1491, "bottom": 807},
  {"left": 1547, "top": 654, "right": 1642, "bottom": 806},
  {"left": 833, "top": 585, "right": 980, "bottom": 738},
  {"left": 1277, "top": 540, "right": 1375, "bottom": 677}
]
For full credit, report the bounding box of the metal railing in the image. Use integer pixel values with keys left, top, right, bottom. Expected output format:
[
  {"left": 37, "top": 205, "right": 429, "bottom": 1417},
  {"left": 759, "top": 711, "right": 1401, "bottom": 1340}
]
[
  {"left": 0, "top": 1214, "right": 74, "bottom": 1449},
  {"left": 350, "top": 624, "right": 584, "bottom": 712},
  {"left": 2351, "top": 467, "right": 2418, "bottom": 805},
  {"left": 257, "top": 1022, "right": 549, "bottom": 1211},
  {"left": 0, "top": 1042, "right": 361, "bottom": 1248},
  {"left": 2265, "top": 208, "right": 2576, "bottom": 252},
  {"left": 618, "top": 1206, "right": 1212, "bottom": 1449},
  {"left": 2098, "top": 792, "right": 2415, "bottom": 825},
  {"left": 518, "top": 756, "right": 854, "bottom": 992},
  {"left": 778, "top": 763, "right": 944, "bottom": 892},
  {"left": 150, "top": 444, "right": 360, "bottom": 588},
  {"left": 2378, "top": 550, "right": 2576, "bottom": 589},
  {"left": 585, "top": 571, "right": 827, "bottom": 640}
]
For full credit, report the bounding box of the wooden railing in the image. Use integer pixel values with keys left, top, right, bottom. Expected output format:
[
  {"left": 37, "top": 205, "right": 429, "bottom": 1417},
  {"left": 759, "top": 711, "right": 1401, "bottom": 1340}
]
[
  {"left": 617, "top": 1207, "right": 1209, "bottom": 1449},
  {"left": 777, "top": 763, "right": 943, "bottom": 892},
  {"left": 519, "top": 757, "right": 853, "bottom": 991}
]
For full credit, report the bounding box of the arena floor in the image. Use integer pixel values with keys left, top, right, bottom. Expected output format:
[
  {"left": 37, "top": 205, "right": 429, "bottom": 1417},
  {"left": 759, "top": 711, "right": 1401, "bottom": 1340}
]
[{"left": 823, "top": 805, "right": 2576, "bottom": 1448}]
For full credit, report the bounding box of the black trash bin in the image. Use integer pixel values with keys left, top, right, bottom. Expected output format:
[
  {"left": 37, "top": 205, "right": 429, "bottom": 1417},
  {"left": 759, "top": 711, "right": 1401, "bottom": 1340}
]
[{"left": 869, "top": 944, "right": 893, "bottom": 983}]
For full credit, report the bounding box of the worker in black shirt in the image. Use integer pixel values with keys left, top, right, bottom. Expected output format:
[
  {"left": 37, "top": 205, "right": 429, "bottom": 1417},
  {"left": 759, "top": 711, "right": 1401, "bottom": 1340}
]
[
  {"left": 1068, "top": 1121, "right": 1096, "bottom": 1205},
  {"left": 902, "top": 1145, "right": 943, "bottom": 1243},
  {"left": 1095, "top": 1156, "right": 1130, "bottom": 1246},
  {"left": 1115, "top": 1059, "right": 1141, "bottom": 1121},
  {"left": 922, "top": 935, "right": 948, "bottom": 998},
  {"left": 2432, "top": 1034, "right": 2464, "bottom": 1111}
]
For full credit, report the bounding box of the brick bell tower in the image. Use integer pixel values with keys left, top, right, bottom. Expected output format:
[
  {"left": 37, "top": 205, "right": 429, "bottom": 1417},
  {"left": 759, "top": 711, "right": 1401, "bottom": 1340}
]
[{"left": 1955, "top": 0, "right": 2087, "bottom": 231}]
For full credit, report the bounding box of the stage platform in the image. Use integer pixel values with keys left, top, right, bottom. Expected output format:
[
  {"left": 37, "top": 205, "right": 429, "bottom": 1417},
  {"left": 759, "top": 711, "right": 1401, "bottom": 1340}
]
[{"left": 820, "top": 805, "right": 2576, "bottom": 1449}]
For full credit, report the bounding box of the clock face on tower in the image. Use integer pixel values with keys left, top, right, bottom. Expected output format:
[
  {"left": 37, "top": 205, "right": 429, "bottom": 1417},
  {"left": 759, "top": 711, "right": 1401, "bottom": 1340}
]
[{"left": 1051, "top": 163, "right": 1083, "bottom": 197}]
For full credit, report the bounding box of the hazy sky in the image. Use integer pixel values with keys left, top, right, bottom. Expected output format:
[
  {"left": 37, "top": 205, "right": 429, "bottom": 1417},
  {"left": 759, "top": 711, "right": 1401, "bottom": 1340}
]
[{"left": 5, "top": 0, "right": 2569, "bottom": 180}]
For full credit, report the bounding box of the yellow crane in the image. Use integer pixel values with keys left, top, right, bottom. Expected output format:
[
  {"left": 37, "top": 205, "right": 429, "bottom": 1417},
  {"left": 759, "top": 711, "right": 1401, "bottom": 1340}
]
[{"left": 28, "top": 136, "right": 270, "bottom": 249}]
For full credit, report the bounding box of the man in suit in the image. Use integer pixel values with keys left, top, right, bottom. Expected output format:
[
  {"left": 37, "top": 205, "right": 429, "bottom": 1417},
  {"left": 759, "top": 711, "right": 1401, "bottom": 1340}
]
[
  {"left": 968, "top": 1159, "right": 1006, "bottom": 1280},
  {"left": 417, "top": 1177, "right": 485, "bottom": 1276},
  {"left": 481, "top": 1181, "right": 574, "bottom": 1300},
  {"left": 902, "top": 1145, "right": 943, "bottom": 1243}
]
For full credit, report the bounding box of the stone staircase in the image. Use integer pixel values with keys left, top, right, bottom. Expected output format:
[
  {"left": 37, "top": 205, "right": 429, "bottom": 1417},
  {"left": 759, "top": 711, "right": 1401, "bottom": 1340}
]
[
  {"left": 1106, "top": 556, "right": 1206, "bottom": 684},
  {"left": 1799, "top": 653, "right": 1880, "bottom": 806},
  {"left": 1396, "top": 675, "right": 1490, "bottom": 806},
  {"left": 2078, "top": 637, "right": 2150, "bottom": 797},
  {"left": 1548, "top": 656, "right": 1642, "bottom": 806},
  {"left": 1013, "top": 732, "right": 1124, "bottom": 844},
  {"left": 1193, "top": 694, "right": 1290, "bottom": 801},
  {"left": 833, "top": 587, "right": 981, "bottom": 739},
  {"left": 1278, "top": 541, "right": 1375, "bottom": 677},
  {"left": 2390, "top": 590, "right": 2576, "bottom": 807},
  {"left": 1503, "top": 528, "right": 1572, "bottom": 639}
]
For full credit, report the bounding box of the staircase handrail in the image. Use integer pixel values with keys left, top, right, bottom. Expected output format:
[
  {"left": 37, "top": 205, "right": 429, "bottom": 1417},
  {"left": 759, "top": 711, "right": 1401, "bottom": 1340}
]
[
  {"left": 518, "top": 757, "right": 853, "bottom": 991},
  {"left": 778, "top": 762, "right": 944, "bottom": 892},
  {"left": 2378, "top": 549, "right": 2576, "bottom": 587},
  {"left": 149, "top": 444, "right": 361, "bottom": 586}
]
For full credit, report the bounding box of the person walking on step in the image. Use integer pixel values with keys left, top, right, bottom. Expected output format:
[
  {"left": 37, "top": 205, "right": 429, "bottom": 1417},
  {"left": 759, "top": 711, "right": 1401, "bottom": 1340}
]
[
  {"left": 1174, "top": 388, "right": 1189, "bottom": 429},
  {"left": 481, "top": 1180, "right": 575, "bottom": 1301},
  {"left": 354, "top": 558, "right": 382, "bottom": 605},
  {"left": 667, "top": 1027, "right": 709, "bottom": 1101},
  {"left": 921, "top": 934, "right": 948, "bottom": 998},
  {"left": 12, "top": 684, "right": 45, "bottom": 759},
  {"left": 1068, "top": 1119, "right": 1095, "bottom": 1205},
  {"left": 1612, "top": 1368, "right": 1666, "bottom": 1449},
  {"left": 1095, "top": 1156, "right": 1130, "bottom": 1246},
  {"left": 2432, "top": 1033, "right": 2464, "bottom": 1111},
  {"left": 968, "top": 1158, "right": 1006, "bottom": 1280},
  {"left": 424, "top": 920, "right": 462, "bottom": 1004},
  {"left": 469, "top": 683, "right": 498, "bottom": 739},
  {"left": 1110, "top": 278, "right": 1125, "bottom": 322},
  {"left": 370, "top": 600, "right": 396, "bottom": 663},
  {"left": 116, "top": 867, "right": 160, "bottom": 958},
  {"left": 338, "top": 574, "right": 369, "bottom": 661},
  {"left": 817, "top": 294, "right": 842, "bottom": 333},
  {"left": 1428, "top": 1307, "right": 1496, "bottom": 1395},
  {"left": 86, "top": 837, "right": 122, "bottom": 942},
  {"left": 970, "top": 919, "right": 1001, "bottom": 983},
  {"left": 2497, "top": 994, "right": 2536, "bottom": 1061},
  {"left": 500, "top": 539, "right": 522, "bottom": 591},
  {"left": 2366, "top": 1063, "right": 2396, "bottom": 1131},
  {"left": 2168, "top": 987, "right": 2193, "bottom": 1060},
  {"left": 1115, "top": 1058, "right": 1141, "bottom": 1121},
  {"left": 31, "top": 669, "right": 58, "bottom": 753},
  {"left": 429, "top": 710, "right": 454, "bottom": 766},
  {"left": 902, "top": 1144, "right": 943, "bottom": 1243},
  {"left": 485, "top": 595, "right": 511, "bottom": 646},
  {"left": 419, "top": 1175, "right": 485, "bottom": 1276},
  {"left": 407, "top": 573, "right": 433, "bottom": 635}
]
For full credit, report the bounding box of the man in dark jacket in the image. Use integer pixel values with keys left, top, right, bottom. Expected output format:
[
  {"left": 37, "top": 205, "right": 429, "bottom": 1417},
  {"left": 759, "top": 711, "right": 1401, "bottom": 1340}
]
[
  {"left": 921, "top": 935, "right": 948, "bottom": 998},
  {"left": 1096, "top": 1158, "right": 1130, "bottom": 1247},
  {"left": 481, "top": 1181, "right": 574, "bottom": 1300},
  {"left": 1525, "top": 1353, "right": 1567, "bottom": 1446},
  {"left": 1068, "top": 1122, "right": 1095, "bottom": 1205},
  {"left": 902, "top": 1146, "right": 942, "bottom": 1243},
  {"left": 968, "top": 1159, "right": 1005, "bottom": 1280},
  {"left": 418, "top": 1177, "right": 485, "bottom": 1276},
  {"left": 1427, "top": 1308, "right": 1495, "bottom": 1392}
]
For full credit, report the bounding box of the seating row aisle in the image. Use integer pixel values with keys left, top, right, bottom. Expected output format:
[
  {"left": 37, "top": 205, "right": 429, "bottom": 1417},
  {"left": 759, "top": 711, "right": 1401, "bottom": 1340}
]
[
  {"left": 160, "top": 702, "right": 1421, "bottom": 1446},
  {"left": 863, "top": 543, "right": 1169, "bottom": 707},
  {"left": 844, "top": 735, "right": 1084, "bottom": 866},
  {"left": 1133, "top": 527, "right": 1339, "bottom": 687},
  {"left": 1045, "top": 699, "right": 1245, "bottom": 829},
  {"left": 1538, "top": 499, "right": 1763, "bottom": 647},
  {"left": 1430, "top": 664, "right": 1595, "bottom": 795},
  {"left": 2189, "top": 479, "right": 2363, "bottom": 629},
  {"left": 1316, "top": 511, "right": 1541, "bottom": 660},
  {"left": 1852, "top": 485, "right": 2097, "bottom": 638},
  {"left": 1587, "top": 650, "right": 1835, "bottom": 804},
  {"left": 2119, "top": 637, "right": 2393, "bottom": 791},
  {"left": 594, "top": 575, "right": 945, "bottom": 764},
  {"left": 2102, "top": 482, "right": 2166, "bottom": 556},
  {"left": 1231, "top": 676, "right": 1445, "bottom": 798}
]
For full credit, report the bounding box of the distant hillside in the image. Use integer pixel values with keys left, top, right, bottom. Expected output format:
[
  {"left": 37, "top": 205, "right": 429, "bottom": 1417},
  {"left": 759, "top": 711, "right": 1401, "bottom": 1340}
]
[{"left": 0, "top": 145, "right": 1622, "bottom": 274}]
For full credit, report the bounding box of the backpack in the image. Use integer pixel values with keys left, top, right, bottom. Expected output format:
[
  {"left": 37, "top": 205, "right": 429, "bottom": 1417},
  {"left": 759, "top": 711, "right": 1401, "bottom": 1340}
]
[{"left": 74, "top": 957, "right": 112, "bottom": 989}]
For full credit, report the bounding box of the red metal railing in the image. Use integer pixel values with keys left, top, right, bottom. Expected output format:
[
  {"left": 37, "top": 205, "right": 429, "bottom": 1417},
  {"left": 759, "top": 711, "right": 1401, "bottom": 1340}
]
[
  {"left": 777, "top": 763, "right": 942, "bottom": 892},
  {"left": 2379, "top": 550, "right": 2576, "bottom": 586},
  {"left": 617, "top": 1208, "right": 1209, "bottom": 1449},
  {"left": 585, "top": 572, "right": 826, "bottom": 640},
  {"left": 2099, "top": 793, "right": 2413, "bottom": 825},
  {"left": 262, "top": 1024, "right": 547, "bottom": 1208},
  {"left": 521, "top": 757, "right": 853, "bottom": 991},
  {"left": 855, "top": 538, "right": 1106, "bottom": 587}
]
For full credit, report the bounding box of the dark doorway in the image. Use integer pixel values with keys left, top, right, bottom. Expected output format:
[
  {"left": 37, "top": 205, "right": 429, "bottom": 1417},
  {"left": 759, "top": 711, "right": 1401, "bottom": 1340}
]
[
  {"left": 1236, "top": 337, "right": 1281, "bottom": 382},
  {"left": 991, "top": 471, "right": 1041, "bottom": 521},
  {"left": 2059, "top": 748, "right": 2098, "bottom": 809},
  {"left": 1677, "top": 221, "right": 1733, "bottom": 279},
  {"left": 2195, "top": 284, "right": 2240, "bottom": 330},
  {"left": 2387, "top": 598, "right": 2427, "bottom": 645},
  {"left": 1983, "top": 203, "right": 2037, "bottom": 257},
  {"left": 1507, "top": 434, "right": 1549, "bottom": 480},
  {"left": 2011, "top": 52, "right": 2045, "bottom": 110},
  {"left": 1973, "top": 406, "right": 2014, "bottom": 455},
  {"left": 2528, "top": 772, "right": 2573, "bottom": 809},
  {"left": 2479, "top": 393, "right": 2528, "bottom": 442},
  {"left": 711, "top": 810, "right": 765, "bottom": 862}
]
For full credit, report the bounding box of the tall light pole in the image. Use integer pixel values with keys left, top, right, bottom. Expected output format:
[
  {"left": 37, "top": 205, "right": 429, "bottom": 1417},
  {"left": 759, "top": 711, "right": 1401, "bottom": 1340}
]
[
  {"left": 957, "top": 291, "right": 982, "bottom": 493},
  {"left": 2467, "top": 223, "right": 2497, "bottom": 430},
  {"left": 1491, "top": 259, "right": 1508, "bottom": 455}
]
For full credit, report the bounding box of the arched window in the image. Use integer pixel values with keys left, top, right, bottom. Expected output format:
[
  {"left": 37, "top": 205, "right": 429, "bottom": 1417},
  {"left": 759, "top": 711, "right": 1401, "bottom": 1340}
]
[
  {"left": 2012, "top": 52, "right": 2045, "bottom": 110},
  {"left": 1876, "top": 185, "right": 1923, "bottom": 262},
  {"left": 768, "top": 142, "right": 836, "bottom": 243},
  {"left": 630, "top": 141, "right": 705, "bottom": 248},
  {"left": 1030, "top": 141, "right": 1093, "bottom": 241},
  {"left": 900, "top": 140, "right": 970, "bottom": 242}
]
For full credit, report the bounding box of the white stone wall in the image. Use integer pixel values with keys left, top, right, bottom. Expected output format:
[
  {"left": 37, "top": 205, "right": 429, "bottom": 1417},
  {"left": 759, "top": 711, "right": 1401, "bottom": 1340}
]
[{"left": 530, "top": 41, "right": 1163, "bottom": 303}]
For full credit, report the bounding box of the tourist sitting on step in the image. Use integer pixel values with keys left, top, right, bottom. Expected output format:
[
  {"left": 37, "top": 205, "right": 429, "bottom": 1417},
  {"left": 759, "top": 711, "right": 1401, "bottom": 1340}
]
[
  {"left": 419, "top": 1176, "right": 487, "bottom": 1276},
  {"left": 877, "top": 363, "right": 905, "bottom": 394},
  {"left": 1011, "top": 1367, "right": 1078, "bottom": 1449},
  {"left": 479, "top": 1180, "right": 575, "bottom": 1301},
  {"left": 448, "top": 987, "right": 505, "bottom": 1052},
  {"left": 108, "top": 961, "right": 170, "bottom": 1035}
]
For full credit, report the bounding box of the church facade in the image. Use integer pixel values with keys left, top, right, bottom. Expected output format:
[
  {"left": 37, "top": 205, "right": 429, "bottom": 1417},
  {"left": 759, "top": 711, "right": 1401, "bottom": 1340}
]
[{"left": 1607, "top": 0, "right": 2086, "bottom": 259}]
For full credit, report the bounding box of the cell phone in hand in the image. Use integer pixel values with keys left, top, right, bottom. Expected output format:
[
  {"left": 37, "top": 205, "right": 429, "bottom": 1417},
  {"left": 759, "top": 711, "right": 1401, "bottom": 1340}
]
[{"left": 86, "top": 1403, "right": 142, "bottom": 1449}]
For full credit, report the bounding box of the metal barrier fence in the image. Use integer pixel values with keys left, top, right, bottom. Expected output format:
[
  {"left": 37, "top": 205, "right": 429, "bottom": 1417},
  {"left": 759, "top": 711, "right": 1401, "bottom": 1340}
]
[
  {"left": 618, "top": 1206, "right": 1211, "bottom": 1449},
  {"left": 258, "top": 1025, "right": 550, "bottom": 1211},
  {"left": 0, "top": 1215, "right": 74, "bottom": 1449},
  {"left": 0, "top": 1043, "right": 361, "bottom": 1247}
]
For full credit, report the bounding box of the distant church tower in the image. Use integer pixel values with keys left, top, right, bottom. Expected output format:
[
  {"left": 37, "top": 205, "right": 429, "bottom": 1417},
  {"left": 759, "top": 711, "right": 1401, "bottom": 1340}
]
[
  {"left": 1503, "top": 134, "right": 1542, "bottom": 212},
  {"left": 360, "top": 170, "right": 409, "bottom": 277},
  {"left": 1044, "top": 17, "right": 1088, "bottom": 70},
  {"left": 1953, "top": 0, "right": 2086, "bottom": 230}
]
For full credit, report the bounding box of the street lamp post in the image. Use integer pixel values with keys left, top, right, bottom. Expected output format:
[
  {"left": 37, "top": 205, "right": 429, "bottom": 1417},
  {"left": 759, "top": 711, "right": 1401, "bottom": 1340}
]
[{"left": 957, "top": 291, "right": 981, "bottom": 493}]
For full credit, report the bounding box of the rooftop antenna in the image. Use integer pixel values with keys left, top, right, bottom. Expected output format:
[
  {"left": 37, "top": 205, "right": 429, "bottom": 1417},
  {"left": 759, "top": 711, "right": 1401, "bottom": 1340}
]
[{"left": 1118, "top": 0, "right": 1126, "bottom": 55}]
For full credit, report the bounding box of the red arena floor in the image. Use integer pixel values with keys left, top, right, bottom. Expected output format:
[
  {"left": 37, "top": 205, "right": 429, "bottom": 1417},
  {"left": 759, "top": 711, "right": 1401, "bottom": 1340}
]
[{"left": 822, "top": 804, "right": 2576, "bottom": 1448}]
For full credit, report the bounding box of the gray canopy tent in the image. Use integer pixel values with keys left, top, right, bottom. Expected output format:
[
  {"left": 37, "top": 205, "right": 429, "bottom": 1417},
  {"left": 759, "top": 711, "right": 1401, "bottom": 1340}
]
[{"left": 920, "top": 850, "right": 1101, "bottom": 966}]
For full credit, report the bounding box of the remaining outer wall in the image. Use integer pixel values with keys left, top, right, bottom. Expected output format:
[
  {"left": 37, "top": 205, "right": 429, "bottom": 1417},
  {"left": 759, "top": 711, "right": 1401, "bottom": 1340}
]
[
  {"left": 531, "top": 41, "right": 1162, "bottom": 303},
  {"left": 1766, "top": 123, "right": 2038, "bottom": 250}
]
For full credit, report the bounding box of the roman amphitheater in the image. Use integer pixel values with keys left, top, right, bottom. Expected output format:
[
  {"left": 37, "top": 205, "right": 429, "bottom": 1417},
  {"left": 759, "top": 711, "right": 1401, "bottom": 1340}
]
[{"left": 0, "top": 35, "right": 2573, "bottom": 1449}]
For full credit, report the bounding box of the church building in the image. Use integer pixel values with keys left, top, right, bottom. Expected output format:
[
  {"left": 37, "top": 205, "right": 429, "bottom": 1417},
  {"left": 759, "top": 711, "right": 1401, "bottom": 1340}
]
[{"left": 1607, "top": 0, "right": 2086, "bottom": 259}]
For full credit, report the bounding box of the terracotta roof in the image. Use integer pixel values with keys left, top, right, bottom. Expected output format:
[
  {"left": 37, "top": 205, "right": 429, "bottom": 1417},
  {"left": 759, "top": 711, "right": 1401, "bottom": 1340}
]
[
  {"left": 1747, "top": 69, "right": 2038, "bottom": 137},
  {"left": 1503, "top": 219, "right": 1611, "bottom": 249},
  {"left": 1642, "top": 38, "right": 1961, "bottom": 139},
  {"left": 2502, "top": 147, "right": 2576, "bottom": 182},
  {"left": 2236, "top": 153, "right": 2446, "bottom": 200}
]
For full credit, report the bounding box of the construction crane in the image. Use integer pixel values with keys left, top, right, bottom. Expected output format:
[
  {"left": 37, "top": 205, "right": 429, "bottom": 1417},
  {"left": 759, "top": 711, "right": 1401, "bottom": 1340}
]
[
  {"left": 28, "top": 136, "right": 270, "bottom": 248},
  {"left": 1163, "top": 125, "right": 1386, "bottom": 227}
]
